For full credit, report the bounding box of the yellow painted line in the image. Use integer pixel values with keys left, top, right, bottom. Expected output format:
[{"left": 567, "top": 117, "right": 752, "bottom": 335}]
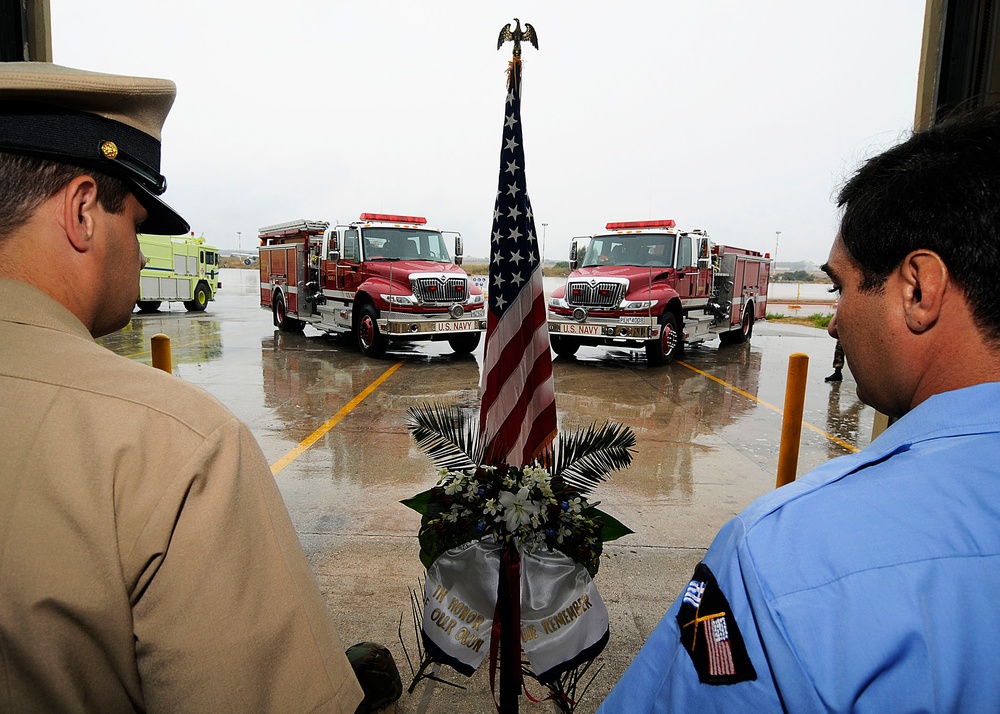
[
  {"left": 675, "top": 359, "right": 859, "bottom": 453},
  {"left": 270, "top": 360, "right": 406, "bottom": 475}
]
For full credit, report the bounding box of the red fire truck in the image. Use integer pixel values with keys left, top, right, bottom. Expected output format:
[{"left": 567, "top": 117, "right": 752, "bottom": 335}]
[
  {"left": 547, "top": 219, "right": 771, "bottom": 365},
  {"left": 258, "top": 213, "right": 486, "bottom": 358}
]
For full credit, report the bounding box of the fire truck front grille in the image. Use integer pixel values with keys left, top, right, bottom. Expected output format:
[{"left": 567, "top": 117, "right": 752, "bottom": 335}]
[
  {"left": 414, "top": 276, "right": 469, "bottom": 303},
  {"left": 565, "top": 280, "right": 626, "bottom": 309}
]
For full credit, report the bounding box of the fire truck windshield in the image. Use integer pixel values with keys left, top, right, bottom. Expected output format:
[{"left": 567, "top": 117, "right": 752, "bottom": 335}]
[
  {"left": 581, "top": 234, "right": 677, "bottom": 268},
  {"left": 361, "top": 228, "right": 452, "bottom": 263}
]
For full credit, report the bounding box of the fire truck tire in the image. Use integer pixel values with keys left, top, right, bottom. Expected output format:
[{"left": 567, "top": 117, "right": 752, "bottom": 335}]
[
  {"left": 184, "top": 281, "right": 211, "bottom": 312},
  {"left": 274, "top": 293, "right": 304, "bottom": 333},
  {"left": 720, "top": 305, "right": 754, "bottom": 345},
  {"left": 136, "top": 301, "right": 161, "bottom": 313},
  {"left": 448, "top": 332, "right": 481, "bottom": 354},
  {"left": 550, "top": 335, "right": 580, "bottom": 357},
  {"left": 646, "top": 311, "right": 682, "bottom": 366},
  {"left": 357, "top": 303, "right": 388, "bottom": 358}
]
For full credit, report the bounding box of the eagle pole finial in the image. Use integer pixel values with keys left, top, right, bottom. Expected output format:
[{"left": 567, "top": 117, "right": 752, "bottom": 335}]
[{"left": 497, "top": 17, "right": 538, "bottom": 60}]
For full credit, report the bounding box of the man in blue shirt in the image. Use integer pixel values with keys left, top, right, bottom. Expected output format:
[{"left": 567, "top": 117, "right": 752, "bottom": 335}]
[{"left": 600, "top": 107, "right": 1000, "bottom": 712}]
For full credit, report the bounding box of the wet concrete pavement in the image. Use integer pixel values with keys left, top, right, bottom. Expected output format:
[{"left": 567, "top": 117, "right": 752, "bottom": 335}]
[{"left": 98, "top": 268, "right": 873, "bottom": 713}]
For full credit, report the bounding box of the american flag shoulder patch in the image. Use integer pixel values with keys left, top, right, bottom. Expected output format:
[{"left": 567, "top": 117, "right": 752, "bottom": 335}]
[{"left": 675, "top": 562, "right": 757, "bottom": 685}]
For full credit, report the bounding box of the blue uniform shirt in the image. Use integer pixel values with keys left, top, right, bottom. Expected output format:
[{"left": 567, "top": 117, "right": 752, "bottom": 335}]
[{"left": 600, "top": 382, "right": 1000, "bottom": 713}]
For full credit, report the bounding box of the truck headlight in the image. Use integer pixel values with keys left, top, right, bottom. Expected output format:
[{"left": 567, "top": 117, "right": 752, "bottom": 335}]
[
  {"left": 382, "top": 293, "right": 418, "bottom": 306},
  {"left": 549, "top": 296, "right": 568, "bottom": 309},
  {"left": 467, "top": 294, "right": 485, "bottom": 306},
  {"left": 621, "top": 299, "right": 658, "bottom": 310}
]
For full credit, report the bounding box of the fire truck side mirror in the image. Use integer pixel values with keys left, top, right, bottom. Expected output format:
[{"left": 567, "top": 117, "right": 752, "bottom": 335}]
[
  {"left": 454, "top": 234, "right": 464, "bottom": 265},
  {"left": 698, "top": 257, "right": 712, "bottom": 270},
  {"left": 569, "top": 239, "right": 578, "bottom": 271}
]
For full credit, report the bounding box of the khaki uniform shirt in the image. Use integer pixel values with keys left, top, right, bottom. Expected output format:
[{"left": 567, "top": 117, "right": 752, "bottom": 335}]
[{"left": 0, "top": 278, "right": 363, "bottom": 713}]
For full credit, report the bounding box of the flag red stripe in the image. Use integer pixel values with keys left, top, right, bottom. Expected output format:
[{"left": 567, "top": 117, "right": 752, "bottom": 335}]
[
  {"left": 480, "top": 272, "right": 544, "bottom": 410},
  {"left": 490, "top": 331, "right": 555, "bottom": 463},
  {"left": 481, "top": 272, "right": 544, "bottom": 392},
  {"left": 481, "top": 275, "right": 553, "bottom": 463}
]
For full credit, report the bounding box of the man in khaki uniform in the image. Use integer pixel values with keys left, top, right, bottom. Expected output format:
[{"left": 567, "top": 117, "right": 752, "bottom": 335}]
[{"left": 0, "top": 63, "right": 363, "bottom": 712}]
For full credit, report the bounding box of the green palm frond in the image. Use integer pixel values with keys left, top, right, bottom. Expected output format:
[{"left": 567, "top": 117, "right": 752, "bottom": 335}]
[
  {"left": 405, "top": 403, "right": 481, "bottom": 472},
  {"left": 546, "top": 421, "right": 636, "bottom": 494}
]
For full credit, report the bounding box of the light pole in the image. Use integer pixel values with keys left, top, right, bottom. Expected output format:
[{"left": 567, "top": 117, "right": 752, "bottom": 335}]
[
  {"left": 774, "top": 231, "right": 781, "bottom": 263},
  {"left": 540, "top": 222, "right": 548, "bottom": 262},
  {"left": 237, "top": 231, "right": 242, "bottom": 253}
]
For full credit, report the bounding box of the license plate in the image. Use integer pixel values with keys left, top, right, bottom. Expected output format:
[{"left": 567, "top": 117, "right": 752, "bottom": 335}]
[
  {"left": 619, "top": 316, "right": 649, "bottom": 325},
  {"left": 436, "top": 320, "right": 478, "bottom": 332},
  {"left": 558, "top": 323, "right": 603, "bottom": 336}
]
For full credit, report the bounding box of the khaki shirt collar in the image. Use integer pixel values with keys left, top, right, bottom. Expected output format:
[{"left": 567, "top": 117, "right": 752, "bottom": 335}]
[{"left": 0, "top": 277, "right": 94, "bottom": 341}]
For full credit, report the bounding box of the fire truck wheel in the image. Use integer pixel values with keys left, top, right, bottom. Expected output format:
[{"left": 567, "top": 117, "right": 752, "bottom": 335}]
[
  {"left": 646, "top": 311, "right": 682, "bottom": 366},
  {"left": 357, "top": 303, "right": 388, "bottom": 358},
  {"left": 136, "top": 301, "right": 161, "bottom": 313},
  {"left": 448, "top": 332, "right": 481, "bottom": 355},
  {"left": 550, "top": 336, "right": 580, "bottom": 357},
  {"left": 720, "top": 305, "right": 754, "bottom": 345},
  {"left": 184, "top": 281, "right": 211, "bottom": 312},
  {"left": 274, "top": 293, "right": 304, "bottom": 333}
]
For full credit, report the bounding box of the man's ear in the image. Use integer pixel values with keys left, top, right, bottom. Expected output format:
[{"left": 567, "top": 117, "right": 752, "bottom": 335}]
[
  {"left": 900, "top": 249, "right": 949, "bottom": 333},
  {"left": 59, "top": 175, "right": 100, "bottom": 253}
]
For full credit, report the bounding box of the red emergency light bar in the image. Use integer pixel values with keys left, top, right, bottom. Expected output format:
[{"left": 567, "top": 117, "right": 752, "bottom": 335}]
[
  {"left": 359, "top": 212, "right": 427, "bottom": 225},
  {"left": 606, "top": 219, "right": 676, "bottom": 230}
]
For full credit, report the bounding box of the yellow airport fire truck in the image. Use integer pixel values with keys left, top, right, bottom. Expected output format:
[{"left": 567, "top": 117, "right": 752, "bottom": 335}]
[
  {"left": 547, "top": 219, "right": 771, "bottom": 365},
  {"left": 137, "top": 233, "right": 221, "bottom": 312},
  {"left": 258, "top": 213, "right": 485, "bottom": 358}
]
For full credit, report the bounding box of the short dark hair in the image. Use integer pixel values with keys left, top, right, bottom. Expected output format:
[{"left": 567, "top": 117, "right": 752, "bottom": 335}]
[
  {"left": 0, "top": 151, "right": 130, "bottom": 239},
  {"left": 837, "top": 105, "right": 1000, "bottom": 341}
]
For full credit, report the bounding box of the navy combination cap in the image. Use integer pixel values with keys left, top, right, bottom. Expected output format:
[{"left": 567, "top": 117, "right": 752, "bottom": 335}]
[{"left": 0, "top": 62, "right": 189, "bottom": 235}]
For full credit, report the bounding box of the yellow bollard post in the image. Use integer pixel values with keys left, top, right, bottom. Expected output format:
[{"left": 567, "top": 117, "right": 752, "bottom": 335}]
[
  {"left": 776, "top": 352, "right": 809, "bottom": 488},
  {"left": 150, "top": 334, "right": 172, "bottom": 374}
]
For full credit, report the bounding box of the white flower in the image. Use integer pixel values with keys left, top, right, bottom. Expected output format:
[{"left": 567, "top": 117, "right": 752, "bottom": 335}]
[
  {"left": 523, "top": 467, "right": 554, "bottom": 498},
  {"left": 498, "top": 487, "right": 541, "bottom": 533},
  {"left": 443, "top": 479, "right": 464, "bottom": 496},
  {"left": 484, "top": 498, "right": 500, "bottom": 516}
]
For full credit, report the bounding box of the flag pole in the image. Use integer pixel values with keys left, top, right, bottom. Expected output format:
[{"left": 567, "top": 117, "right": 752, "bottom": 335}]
[{"left": 486, "top": 18, "right": 548, "bottom": 713}]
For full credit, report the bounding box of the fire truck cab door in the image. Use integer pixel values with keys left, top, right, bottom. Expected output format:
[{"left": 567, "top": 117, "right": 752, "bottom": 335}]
[
  {"left": 675, "top": 234, "right": 702, "bottom": 298},
  {"left": 335, "top": 228, "right": 362, "bottom": 293}
]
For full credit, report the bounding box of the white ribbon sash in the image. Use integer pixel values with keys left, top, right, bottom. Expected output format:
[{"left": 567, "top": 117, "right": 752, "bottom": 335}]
[
  {"left": 519, "top": 546, "right": 609, "bottom": 681},
  {"left": 422, "top": 538, "right": 609, "bottom": 679},
  {"left": 422, "top": 538, "right": 501, "bottom": 674}
]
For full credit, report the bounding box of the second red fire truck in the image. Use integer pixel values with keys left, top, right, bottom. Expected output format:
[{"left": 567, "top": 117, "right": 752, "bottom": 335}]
[
  {"left": 258, "top": 213, "right": 486, "bottom": 358},
  {"left": 547, "top": 219, "right": 771, "bottom": 365}
]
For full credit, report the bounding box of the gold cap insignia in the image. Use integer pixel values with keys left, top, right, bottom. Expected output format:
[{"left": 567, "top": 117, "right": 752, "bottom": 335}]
[{"left": 100, "top": 140, "right": 118, "bottom": 160}]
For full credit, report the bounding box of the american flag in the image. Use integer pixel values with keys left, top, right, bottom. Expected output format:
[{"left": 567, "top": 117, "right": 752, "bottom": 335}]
[
  {"left": 479, "top": 58, "right": 557, "bottom": 466},
  {"left": 704, "top": 616, "right": 736, "bottom": 677}
]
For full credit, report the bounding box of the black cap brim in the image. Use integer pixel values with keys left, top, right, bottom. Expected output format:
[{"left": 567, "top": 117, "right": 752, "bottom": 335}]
[{"left": 130, "top": 180, "right": 189, "bottom": 235}]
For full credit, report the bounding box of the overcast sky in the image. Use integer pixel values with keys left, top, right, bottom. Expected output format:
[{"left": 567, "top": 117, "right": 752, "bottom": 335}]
[{"left": 52, "top": 1, "right": 925, "bottom": 264}]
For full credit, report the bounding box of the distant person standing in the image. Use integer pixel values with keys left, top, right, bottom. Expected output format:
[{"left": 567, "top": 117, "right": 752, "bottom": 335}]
[
  {"left": 0, "top": 62, "right": 362, "bottom": 712},
  {"left": 600, "top": 105, "right": 1000, "bottom": 712},
  {"left": 825, "top": 339, "right": 844, "bottom": 381}
]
